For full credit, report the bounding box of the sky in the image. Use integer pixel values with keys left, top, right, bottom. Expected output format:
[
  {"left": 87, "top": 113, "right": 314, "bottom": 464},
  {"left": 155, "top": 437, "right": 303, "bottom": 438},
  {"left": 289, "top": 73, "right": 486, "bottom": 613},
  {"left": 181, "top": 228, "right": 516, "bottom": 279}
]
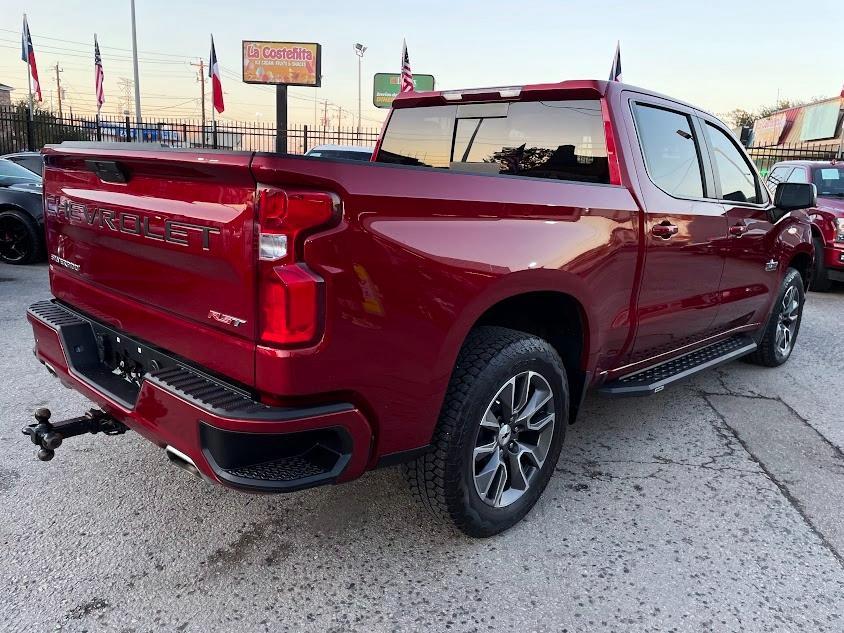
[{"left": 1, "top": 0, "right": 841, "bottom": 128}]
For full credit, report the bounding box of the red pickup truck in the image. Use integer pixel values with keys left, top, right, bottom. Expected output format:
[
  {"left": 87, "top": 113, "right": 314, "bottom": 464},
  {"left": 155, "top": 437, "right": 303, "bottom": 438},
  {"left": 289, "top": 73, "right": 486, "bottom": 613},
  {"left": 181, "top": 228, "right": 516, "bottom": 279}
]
[
  {"left": 766, "top": 160, "right": 844, "bottom": 291},
  {"left": 25, "top": 80, "right": 816, "bottom": 536}
]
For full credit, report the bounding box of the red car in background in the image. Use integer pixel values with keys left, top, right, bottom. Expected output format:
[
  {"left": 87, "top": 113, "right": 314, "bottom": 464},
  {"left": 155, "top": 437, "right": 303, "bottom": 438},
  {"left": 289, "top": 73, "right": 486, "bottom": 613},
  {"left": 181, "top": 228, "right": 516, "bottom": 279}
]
[{"left": 766, "top": 160, "right": 844, "bottom": 291}]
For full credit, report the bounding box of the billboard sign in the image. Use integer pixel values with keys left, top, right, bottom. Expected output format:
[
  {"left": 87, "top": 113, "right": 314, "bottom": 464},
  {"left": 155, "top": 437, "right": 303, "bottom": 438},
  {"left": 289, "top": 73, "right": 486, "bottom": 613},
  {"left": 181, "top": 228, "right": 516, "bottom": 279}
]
[
  {"left": 752, "top": 112, "right": 788, "bottom": 147},
  {"left": 373, "top": 73, "right": 435, "bottom": 108},
  {"left": 800, "top": 100, "right": 840, "bottom": 141},
  {"left": 242, "top": 41, "right": 321, "bottom": 87}
]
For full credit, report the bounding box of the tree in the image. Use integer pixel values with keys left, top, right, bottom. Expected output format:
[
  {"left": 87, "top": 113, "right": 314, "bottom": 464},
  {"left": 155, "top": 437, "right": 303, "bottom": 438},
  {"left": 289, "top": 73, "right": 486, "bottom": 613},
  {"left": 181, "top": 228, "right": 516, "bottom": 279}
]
[{"left": 725, "top": 108, "right": 755, "bottom": 129}]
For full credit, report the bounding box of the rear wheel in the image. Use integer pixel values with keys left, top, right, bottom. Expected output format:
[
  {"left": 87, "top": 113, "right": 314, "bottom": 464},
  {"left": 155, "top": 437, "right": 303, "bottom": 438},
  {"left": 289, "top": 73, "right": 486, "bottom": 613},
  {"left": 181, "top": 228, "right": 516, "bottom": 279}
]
[
  {"left": 404, "top": 326, "right": 568, "bottom": 537},
  {"left": 0, "top": 209, "right": 42, "bottom": 265},
  {"left": 747, "top": 267, "right": 804, "bottom": 367},
  {"left": 810, "top": 234, "right": 832, "bottom": 292}
]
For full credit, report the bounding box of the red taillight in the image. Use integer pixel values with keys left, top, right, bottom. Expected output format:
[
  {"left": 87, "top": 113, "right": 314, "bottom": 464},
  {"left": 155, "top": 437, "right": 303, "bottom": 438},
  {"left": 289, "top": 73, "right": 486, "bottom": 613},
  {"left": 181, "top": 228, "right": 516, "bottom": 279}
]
[
  {"left": 256, "top": 187, "right": 340, "bottom": 346},
  {"left": 600, "top": 98, "right": 622, "bottom": 186},
  {"left": 259, "top": 263, "right": 323, "bottom": 346}
]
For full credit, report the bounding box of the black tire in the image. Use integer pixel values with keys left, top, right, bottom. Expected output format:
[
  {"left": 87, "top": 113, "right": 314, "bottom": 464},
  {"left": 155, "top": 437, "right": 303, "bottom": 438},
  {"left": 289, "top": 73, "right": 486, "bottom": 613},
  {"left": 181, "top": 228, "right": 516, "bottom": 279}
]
[
  {"left": 403, "top": 326, "right": 568, "bottom": 537},
  {"left": 0, "top": 208, "right": 43, "bottom": 265},
  {"left": 747, "top": 267, "right": 804, "bottom": 367},
  {"left": 810, "top": 234, "right": 832, "bottom": 292}
]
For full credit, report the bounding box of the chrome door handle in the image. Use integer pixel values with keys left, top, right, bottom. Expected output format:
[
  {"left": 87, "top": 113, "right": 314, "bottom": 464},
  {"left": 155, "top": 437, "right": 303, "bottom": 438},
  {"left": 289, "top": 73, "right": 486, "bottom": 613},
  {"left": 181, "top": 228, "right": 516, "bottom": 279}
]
[
  {"left": 651, "top": 222, "right": 679, "bottom": 239},
  {"left": 729, "top": 223, "right": 748, "bottom": 237}
]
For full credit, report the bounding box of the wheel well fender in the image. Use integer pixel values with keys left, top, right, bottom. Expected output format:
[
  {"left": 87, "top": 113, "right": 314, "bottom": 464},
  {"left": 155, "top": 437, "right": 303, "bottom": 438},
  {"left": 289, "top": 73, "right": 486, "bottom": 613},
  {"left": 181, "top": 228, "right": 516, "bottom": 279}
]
[{"left": 437, "top": 272, "right": 595, "bottom": 424}]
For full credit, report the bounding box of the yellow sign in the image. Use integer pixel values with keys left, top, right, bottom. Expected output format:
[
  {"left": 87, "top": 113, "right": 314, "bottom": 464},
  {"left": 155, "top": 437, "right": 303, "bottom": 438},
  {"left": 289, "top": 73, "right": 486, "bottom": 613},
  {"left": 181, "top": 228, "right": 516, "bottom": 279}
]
[{"left": 242, "top": 41, "right": 321, "bottom": 87}]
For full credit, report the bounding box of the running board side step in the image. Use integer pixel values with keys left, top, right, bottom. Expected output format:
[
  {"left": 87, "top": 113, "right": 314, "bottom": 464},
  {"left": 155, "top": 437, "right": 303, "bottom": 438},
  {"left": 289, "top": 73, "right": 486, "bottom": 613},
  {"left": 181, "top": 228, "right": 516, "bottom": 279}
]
[{"left": 598, "top": 335, "right": 757, "bottom": 397}]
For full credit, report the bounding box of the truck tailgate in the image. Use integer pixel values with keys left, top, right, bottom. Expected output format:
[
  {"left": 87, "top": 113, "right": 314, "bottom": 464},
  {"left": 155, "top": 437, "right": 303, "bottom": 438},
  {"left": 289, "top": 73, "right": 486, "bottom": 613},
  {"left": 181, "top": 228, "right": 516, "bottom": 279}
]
[{"left": 42, "top": 145, "right": 258, "bottom": 384}]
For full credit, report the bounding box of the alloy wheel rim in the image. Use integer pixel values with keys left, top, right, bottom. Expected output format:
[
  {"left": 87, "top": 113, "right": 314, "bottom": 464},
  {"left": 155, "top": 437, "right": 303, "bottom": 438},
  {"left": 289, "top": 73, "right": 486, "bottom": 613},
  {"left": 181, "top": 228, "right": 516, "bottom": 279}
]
[
  {"left": 775, "top": 285, "right": 800, "bottom": 358},
  {"left": 472, "top": 370, "right": 555, "bottom": 508},
  {"left": 0, "top": 217, "right": 30, "bottom": 263}
]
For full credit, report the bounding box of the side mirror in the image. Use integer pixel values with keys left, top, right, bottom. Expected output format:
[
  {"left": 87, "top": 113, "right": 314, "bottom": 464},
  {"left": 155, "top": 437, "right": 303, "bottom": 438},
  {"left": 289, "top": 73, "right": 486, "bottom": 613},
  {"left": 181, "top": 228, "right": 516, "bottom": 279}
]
[{"left": 774, "top": 182, "right": 817, "bottom": 212}]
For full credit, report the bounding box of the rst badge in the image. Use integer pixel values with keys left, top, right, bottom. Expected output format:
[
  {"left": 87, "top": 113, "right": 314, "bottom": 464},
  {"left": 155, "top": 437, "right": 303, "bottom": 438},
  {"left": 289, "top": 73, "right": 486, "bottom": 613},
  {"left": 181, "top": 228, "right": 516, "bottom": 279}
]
[
  {"left": 50, "top": 253, "right": 80, "bottom": 272},
  {"left": 207, "top": 310, "right": 247, "bottom": 328}
]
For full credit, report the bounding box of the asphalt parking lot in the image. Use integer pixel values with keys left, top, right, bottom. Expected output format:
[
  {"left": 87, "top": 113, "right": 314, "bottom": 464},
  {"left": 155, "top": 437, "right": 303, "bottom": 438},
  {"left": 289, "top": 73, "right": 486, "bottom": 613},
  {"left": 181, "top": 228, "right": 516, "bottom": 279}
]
[{"left": 1, "top": 262, "right": 843, "bottom": 633}]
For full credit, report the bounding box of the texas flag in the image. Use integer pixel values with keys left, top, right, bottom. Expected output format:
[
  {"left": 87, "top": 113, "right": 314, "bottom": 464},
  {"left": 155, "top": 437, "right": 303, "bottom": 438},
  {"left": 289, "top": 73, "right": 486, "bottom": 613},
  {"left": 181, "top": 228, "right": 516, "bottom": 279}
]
[
  {"left": 209, "top": 35, "right": 224, "bottom": 114},
  {"left": 21, "top": 15, "right": 42, "bottom": 101}
]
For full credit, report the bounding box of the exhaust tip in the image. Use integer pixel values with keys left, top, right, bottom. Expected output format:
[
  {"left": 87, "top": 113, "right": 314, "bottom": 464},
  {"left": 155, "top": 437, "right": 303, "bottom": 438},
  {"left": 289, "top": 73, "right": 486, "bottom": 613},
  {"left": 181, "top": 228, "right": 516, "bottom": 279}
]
[{"left": 165, "top": 445, "right": 202, "bottom": 480}]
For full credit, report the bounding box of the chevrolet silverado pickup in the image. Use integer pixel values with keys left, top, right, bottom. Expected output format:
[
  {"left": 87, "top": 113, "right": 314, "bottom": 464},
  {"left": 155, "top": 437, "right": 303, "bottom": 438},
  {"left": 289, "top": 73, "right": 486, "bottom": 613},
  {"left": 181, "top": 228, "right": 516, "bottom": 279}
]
[
  {"left": 23, "top": 80, "right": 816, "bottom": 536},
  {"left": 766, "top": 160, "right": 844, "bottom": 291}
]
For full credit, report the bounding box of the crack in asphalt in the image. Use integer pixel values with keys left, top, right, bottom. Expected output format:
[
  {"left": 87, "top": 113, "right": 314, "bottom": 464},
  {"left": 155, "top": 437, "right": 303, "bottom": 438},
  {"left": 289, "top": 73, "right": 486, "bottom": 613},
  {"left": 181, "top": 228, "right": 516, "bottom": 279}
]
[
  {"left": 558, "top": 368, "right": 844, "bottom": 571},
  {"left": 710, "top": 368, "right": 844, "bottom": 458},
  {"left": 695, "top": 379, "right": 844, "bottom": 569}
]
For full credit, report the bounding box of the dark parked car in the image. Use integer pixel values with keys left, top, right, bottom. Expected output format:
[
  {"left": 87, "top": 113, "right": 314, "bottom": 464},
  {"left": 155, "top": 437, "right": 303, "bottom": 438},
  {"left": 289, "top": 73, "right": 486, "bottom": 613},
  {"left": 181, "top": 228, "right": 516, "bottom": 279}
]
[
  {"left": 0, "top": 158, "right": 44, "bottom": 265},
  {"left": 1, "top": 151, "right": 43, "bottom": 176},
  {"left": 766, "top": 160, "right": 844, "bottom": 291}
]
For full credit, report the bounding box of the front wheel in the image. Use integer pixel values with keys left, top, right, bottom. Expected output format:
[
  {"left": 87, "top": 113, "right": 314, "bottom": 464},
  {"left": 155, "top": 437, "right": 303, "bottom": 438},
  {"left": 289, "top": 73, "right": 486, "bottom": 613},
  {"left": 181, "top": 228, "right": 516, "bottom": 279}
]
[
  {"left": 747, "top": 267, "right": 805, "bottom": 367},
  {"left": 404, "top": 326, "right": 568, "bottom": 537}
]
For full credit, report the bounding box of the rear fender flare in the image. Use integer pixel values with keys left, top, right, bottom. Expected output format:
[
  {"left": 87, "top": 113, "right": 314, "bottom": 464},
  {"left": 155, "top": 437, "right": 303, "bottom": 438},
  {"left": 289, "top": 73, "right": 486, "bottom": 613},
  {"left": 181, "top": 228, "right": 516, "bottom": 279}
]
[{"left": 432, "top": 268, "right": 596, "bottom": 392}]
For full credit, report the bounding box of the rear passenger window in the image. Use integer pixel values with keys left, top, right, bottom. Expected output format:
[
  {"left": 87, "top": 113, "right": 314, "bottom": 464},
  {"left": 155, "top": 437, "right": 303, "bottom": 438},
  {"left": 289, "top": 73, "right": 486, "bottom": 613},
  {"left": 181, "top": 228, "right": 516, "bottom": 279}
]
[
  {"left": 376, "top": 100, "right": 610, "bottom": 184},
  {"left": 632, "top": 104, "right": 704, "bottom": 198},
  {"left": 705, "top": 123, "right": 762, "bottom": 204}
]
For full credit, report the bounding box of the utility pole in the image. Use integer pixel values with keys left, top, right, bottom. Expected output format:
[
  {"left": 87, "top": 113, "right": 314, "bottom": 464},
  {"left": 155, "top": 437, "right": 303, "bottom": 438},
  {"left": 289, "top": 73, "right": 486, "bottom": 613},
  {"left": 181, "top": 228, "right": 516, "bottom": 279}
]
[
  {"left": 190, "top": 59, "right": 206, "bottom": 141},
  {"left": 129, "top": 0, "right": 142, "bottom": 122},
  {"left": 54, "top": 63, "right": 63, "bottom": 118},
  {"left": 322, "top": 100, "right": 328, "bottom": 127}
]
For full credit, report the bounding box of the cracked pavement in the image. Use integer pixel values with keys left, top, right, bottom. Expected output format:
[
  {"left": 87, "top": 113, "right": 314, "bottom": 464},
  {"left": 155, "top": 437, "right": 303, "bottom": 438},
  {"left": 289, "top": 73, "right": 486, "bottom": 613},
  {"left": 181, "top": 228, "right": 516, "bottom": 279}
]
[{"left": 1, "top": 264, "right": 843, "bottom": 632}]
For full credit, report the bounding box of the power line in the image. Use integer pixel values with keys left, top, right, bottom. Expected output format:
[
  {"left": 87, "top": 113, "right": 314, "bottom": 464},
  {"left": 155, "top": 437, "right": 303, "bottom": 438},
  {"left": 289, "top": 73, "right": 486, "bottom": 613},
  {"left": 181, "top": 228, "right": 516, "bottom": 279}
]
[
  {"left": 0, "top": 38, "right": 188, "bottom": 65},
  {"left": 0, "top": 28, "right": 194, "bottom": 60}
]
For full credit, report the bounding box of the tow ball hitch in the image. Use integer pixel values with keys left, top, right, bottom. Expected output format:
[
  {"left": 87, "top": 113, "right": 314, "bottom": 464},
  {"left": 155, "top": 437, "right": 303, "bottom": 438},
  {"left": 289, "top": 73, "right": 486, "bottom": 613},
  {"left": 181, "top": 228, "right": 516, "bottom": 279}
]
[{"left": 22, "top": 407, "right": 129, "bottom": 461}]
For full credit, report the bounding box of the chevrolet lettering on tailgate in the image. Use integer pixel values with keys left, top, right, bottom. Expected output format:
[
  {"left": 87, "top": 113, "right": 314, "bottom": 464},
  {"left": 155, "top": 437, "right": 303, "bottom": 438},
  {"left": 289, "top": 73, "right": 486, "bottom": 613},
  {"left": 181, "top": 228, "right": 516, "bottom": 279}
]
[{"left": 45, "top": 194, "right": 221, "bottom": 251}]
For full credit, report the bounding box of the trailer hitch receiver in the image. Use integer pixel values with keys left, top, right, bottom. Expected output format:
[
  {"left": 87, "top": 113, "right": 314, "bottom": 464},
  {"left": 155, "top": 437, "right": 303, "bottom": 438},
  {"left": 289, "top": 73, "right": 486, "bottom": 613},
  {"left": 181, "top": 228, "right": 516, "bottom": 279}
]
[{"left": 22, "top": 407, "right": 129, "bottom": 461}]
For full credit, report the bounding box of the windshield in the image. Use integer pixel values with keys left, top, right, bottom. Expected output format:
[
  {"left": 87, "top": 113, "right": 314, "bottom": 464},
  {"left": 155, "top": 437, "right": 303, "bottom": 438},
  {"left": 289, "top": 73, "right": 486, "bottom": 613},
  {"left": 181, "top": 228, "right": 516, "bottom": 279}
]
[
  {"left": 813, "top": 166, "right": 844, "bottom": 196},
  {"left": 0, "top": 158, "right": 41, "bottom": 185},
  {"left": 375, "top": 99, "right": 610, "bottom": 184}
]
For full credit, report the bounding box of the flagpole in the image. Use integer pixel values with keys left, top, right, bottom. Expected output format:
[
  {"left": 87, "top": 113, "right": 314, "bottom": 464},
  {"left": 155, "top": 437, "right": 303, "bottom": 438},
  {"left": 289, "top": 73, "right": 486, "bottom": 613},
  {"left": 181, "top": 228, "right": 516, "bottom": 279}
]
[
  {"left": 24, "top": 14, "right": 34, "bottom": 123},
  {"left": 210, "top": 35, "right": 216, "bottom": 149},
  {"left": 95, "top": 33, "right": 100, "bottom": 141}
]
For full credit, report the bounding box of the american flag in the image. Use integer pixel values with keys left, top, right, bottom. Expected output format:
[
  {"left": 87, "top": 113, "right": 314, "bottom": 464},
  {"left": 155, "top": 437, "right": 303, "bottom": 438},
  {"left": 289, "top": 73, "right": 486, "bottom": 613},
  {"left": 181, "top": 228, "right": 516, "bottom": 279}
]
[
  {"left": 21, "top": 15, "right": 41, "bottom": 101},
  {"left": 609, "top": 41, "right": 622, "bottom": 82},
  {"left": 94, "top": 35, "right": 105, "bottom": 112},
  {"left": 400, "top": 39, "right": 413, "bottom": 93}
]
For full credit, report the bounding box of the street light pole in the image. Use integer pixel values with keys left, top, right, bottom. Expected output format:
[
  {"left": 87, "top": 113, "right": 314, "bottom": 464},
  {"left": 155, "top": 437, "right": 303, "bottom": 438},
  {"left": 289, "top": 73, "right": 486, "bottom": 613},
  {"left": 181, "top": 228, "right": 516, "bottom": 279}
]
[
  {"left": 354, "top": 43, "right": 367, "bottom": 136},
  {"left": 129, "top": 0, "right": 142, "bottom": 125}
]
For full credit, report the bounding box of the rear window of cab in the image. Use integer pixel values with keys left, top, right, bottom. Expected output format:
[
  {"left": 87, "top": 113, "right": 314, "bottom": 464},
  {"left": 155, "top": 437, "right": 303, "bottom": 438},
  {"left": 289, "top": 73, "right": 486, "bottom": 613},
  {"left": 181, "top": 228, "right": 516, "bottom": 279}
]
[{"left": 374, "top": 100, "right": 610, "bottom": 184}]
